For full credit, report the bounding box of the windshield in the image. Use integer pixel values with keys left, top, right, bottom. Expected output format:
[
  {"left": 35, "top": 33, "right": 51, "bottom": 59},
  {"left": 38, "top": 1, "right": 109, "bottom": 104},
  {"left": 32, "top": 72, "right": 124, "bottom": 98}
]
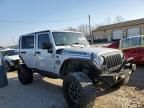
[
  {"left": 52, "top": 32, "right": 89, "bottom": 46},
  {"left": 1, "top": 50, "right": 19, "bottom": 56}
]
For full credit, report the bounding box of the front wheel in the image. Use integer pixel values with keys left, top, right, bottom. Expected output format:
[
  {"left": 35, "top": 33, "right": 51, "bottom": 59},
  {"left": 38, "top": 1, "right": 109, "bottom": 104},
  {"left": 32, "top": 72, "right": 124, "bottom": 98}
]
[{"left": 63, "top": 72, "right": 96, "bottom": 108}]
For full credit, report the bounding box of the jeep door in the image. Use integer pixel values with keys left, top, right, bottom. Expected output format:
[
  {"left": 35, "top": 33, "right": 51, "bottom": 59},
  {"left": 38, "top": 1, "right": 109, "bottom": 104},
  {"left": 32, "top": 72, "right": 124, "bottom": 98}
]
[
  {"left": 20, "top": 34, "right": 36, "bottom": 68},
  {"left": 36, "top": 32, "right": 54, "bottom": 72}
]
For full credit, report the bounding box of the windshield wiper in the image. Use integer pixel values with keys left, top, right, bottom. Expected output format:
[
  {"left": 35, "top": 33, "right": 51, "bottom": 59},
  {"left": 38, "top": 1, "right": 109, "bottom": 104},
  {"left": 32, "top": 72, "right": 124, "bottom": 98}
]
[
  {"left": 57, "top": 43, "right": 70, "bottom": 46},
  {"left": 71, "top": 42, "right": 81, "bottom": 45},
  {"left": 71, "top": 42, "right": 88, "bottom": 46},
  {"left": 57, "top": 42, "right": 87, "bottom": 46}
]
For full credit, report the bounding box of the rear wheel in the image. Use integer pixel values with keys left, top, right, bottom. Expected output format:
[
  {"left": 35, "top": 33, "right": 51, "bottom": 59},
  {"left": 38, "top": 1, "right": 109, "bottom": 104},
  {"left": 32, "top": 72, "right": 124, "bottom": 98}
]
[
  {"left": 17, "top": 64, "right": 33, "bottom": 85},
  {"left": 63, "top": 72, "right": 95, "bottom": 108}
]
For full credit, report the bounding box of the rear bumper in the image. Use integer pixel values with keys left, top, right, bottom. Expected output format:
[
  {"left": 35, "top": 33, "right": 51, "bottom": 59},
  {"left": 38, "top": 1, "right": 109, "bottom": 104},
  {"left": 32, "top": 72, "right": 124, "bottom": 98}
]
[{"left": 98, "top": 63, "right": 136, "bottom": 86}]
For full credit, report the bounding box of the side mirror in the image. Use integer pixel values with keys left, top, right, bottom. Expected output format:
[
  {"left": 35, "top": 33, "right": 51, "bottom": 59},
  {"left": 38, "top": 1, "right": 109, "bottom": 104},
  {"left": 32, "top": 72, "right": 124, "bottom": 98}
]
[{"left": 42, "top": 43, "right": 52, "bottom": 49}]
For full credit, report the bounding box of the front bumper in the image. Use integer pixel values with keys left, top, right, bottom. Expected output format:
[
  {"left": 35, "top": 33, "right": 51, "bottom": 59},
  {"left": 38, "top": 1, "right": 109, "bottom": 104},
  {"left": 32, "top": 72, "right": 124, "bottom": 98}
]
[
  {"left": 10, "top": 60, "right": 20, "bottom": 69},
  {"left": 98, "top": 63, "right": 136, "bottom": 86}
]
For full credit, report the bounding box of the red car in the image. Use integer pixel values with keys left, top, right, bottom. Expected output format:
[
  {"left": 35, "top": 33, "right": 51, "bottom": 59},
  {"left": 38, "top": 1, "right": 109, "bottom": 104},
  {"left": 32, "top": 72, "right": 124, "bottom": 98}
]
[{"left": 107, "top": 35, "right": 144, "bottom": 64}]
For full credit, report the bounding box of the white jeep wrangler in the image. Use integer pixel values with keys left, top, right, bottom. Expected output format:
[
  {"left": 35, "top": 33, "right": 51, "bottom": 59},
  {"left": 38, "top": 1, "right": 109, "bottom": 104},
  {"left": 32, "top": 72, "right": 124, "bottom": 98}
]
[{"left": 18, "top": 30, "right": 136, "bottom": 108}]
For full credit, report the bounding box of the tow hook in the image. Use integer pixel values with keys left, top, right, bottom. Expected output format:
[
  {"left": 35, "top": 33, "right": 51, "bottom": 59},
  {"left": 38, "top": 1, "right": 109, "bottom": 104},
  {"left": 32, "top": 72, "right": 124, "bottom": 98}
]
[
  {"left": 131, "top": 64, "right": 136, "bottom": 72},
  {"left": 114, "top": 75, "right": 125, "bottom": 81},
  {"left": 125, "top": 63, "right": 136, "bottom": 72},
  {"left": 115, "top": 71, "right": 131, "bottom": 82}
]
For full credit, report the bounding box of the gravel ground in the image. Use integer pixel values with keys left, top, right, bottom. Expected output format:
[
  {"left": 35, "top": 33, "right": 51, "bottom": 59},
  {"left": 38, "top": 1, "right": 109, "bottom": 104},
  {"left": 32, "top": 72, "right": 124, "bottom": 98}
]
[{"left": 0, "top": 65, "right": 144, "bottom": 108}]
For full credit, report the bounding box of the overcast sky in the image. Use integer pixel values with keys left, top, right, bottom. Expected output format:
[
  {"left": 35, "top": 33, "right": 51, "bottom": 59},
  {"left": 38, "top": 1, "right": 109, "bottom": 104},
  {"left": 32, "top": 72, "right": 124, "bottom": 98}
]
[{"left": 0, "top": 0, "right": 144, "bottom": 46}]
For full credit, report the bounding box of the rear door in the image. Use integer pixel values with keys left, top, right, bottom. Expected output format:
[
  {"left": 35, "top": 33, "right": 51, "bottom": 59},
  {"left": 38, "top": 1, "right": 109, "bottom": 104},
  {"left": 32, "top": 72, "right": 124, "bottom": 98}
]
[
  {"left": 35, "top": 32, "right": 55, "bottom": 73},
  {"left": 20, "top": 34, "right": 36, "bottom": 68}
]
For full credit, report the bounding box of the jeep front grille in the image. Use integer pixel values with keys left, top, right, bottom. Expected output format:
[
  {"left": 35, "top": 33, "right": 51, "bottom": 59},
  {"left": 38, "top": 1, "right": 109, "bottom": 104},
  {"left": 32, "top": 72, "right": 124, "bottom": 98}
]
[
  {"left": 106, "top": 54, "right": 122, "bottom": 71},
  {"left": 102, "top": 53, "right": 123, "bottom": 72}
]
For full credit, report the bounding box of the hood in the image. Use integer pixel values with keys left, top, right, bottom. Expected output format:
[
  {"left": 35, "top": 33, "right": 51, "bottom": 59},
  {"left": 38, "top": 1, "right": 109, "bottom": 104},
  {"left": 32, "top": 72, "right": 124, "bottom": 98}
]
[
  {"left": 61, "top": 47, "right": 121, "bottom": 57},
  {"left": 5, "top": 55, "right": 20, "bottom": 61}
]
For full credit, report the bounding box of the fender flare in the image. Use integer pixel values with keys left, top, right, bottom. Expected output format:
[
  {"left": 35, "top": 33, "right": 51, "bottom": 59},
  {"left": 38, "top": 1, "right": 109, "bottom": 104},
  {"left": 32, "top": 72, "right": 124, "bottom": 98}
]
[{"left": 60, "top": 58, "right": 101, "bottom": 77}]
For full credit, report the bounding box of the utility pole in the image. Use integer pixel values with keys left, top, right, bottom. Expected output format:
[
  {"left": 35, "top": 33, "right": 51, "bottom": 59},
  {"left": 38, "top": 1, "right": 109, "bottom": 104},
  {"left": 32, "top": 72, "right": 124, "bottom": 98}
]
[{"left": 88, "top": 15, "right": 93, "bottom": 43}]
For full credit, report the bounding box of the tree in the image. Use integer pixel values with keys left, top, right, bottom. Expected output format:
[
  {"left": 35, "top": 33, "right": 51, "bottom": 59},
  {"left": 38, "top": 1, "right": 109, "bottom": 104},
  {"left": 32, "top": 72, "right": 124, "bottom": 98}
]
[
  {"left": 104, "top": 17, "right": 112, "bottom": 25},
  {"left": 64, "top": 27, "right": 77, "bottom": 31},
  {"left": 114, "top": 16, "right": 125, "bottom": 23},
  {"left": 78, "top": 24, "right": 89, "bottom": 36},
  {"left": 101, "top": 16, "right": 125, "bottom": 25},
  {"left": 64, "top": 24, "right": 96, "bottom": 37}
]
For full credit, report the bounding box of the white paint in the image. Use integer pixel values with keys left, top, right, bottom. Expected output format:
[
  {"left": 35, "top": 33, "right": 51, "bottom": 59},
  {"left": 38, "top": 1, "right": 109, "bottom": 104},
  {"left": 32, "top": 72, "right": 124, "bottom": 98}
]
[
  {"left": 19, "top": 34, "right": 37, "bottom": 68},
  {"left": 20, "top": 30, "right": 122, "bottom": 75},
  {"left": 35, "top": 32, "right": 55, "bottom": 72}
]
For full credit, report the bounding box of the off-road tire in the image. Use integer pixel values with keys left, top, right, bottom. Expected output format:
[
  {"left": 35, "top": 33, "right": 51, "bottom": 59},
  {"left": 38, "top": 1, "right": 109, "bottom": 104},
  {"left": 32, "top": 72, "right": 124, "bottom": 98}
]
[
  {"left": 63, "top": 72, "right": 96, "bottom": 108},
  {"left": 17, "top": 64, "right": 33, "bottom": 85}
]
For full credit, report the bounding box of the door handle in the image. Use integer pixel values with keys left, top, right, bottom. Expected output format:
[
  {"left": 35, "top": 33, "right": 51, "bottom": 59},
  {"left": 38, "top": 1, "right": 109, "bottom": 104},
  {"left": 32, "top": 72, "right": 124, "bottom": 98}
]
[
  {"left": 21, "top": 51, "right": 26, "bottom": 54},
  {"left": 35, "top": 51, "right": 41, "bottom": 54}
]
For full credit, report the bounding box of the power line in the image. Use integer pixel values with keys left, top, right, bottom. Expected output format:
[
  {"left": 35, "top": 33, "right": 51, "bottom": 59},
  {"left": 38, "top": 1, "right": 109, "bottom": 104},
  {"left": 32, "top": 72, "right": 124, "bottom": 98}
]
[{"left": 0, "top": 16, "right": 87, "bottom": 23}]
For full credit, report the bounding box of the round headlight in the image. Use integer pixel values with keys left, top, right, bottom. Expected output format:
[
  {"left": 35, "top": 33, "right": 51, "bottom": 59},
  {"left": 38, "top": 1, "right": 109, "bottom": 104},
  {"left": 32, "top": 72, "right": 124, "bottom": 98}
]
[{"left": 99, "top": 56, "right": 105, "bottom": 65}]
